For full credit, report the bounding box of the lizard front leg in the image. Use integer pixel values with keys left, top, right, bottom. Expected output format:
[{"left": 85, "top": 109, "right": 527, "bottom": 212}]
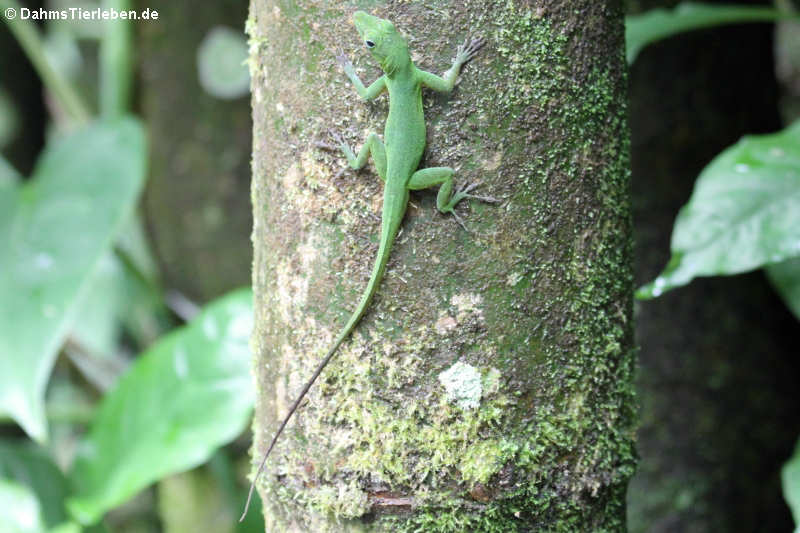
[
  {"left": 338, "top": 132, "right": 387, "bottom": 181},
  {"left": 318, "top": 131, "right": 387, "bottom": 182},
  {"left": 416, "top": 37, "right": 485, "bottom": 93},
  {"left": 337, "top": 53, "right": 387, "bottom": 101}
]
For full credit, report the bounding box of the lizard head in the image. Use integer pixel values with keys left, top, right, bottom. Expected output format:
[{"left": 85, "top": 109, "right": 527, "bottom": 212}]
[{"left": 352, "top": 11, "right": 410, "bottom": 75}]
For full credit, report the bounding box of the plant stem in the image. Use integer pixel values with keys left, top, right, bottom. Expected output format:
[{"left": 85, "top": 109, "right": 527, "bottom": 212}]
[
  {"left": 0, "top": 0, "right": 91, "bottom": 123},
  {"left": 100, "top": 0, "right": 132, "bottom": 117}
]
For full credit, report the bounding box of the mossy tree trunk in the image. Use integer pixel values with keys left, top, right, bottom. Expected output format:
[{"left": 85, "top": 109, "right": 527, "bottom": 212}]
[{"left": 249, "top": 1, "right": 634, "bottom": 531}]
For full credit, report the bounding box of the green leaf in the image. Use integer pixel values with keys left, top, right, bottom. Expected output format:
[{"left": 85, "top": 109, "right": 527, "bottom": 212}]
[
  {"left": 0, "top": 118, "right": 147, "bottom": 442},
  {"left": 784, "top": 438, "right": 800, "bottom": 531},
  {"left": 766, "top": 257, "right": 800, "bottom": 321},
  {"left": 196, "top": 26, "right": 250, "bottom": 100},
  {"left": 69, "top": 252, "right": 128, "bottom": 359},
  {"left": 0, "top": 479, "right": 45, "bottom": 533},
  {"left": 70, "top": 242, "right": 167, "bottom": 362},
  {"left": 0, "top": 441, "right": 69, "bottom": 528},
  {"left": 66, "top": 289, "right": 254, "bottom": 525},
  {"left": 626, "top": 3, "right": 794, "bottom": 64},
  {"left": 638, "top": 121, "right": 800, "bottom": 299},
  {"left": 111, "top": 217, "right": 171, "bottom": 347}
]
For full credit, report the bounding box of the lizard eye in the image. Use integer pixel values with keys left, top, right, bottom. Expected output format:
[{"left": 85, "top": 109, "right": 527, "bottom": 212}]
[{"left": 365, "top": 40, "right": 375, "bottom": 48}]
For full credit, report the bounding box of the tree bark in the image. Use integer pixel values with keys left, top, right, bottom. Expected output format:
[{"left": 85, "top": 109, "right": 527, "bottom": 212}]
[{"left": 249, "top": 1, "right": 634, "bottom": 531}]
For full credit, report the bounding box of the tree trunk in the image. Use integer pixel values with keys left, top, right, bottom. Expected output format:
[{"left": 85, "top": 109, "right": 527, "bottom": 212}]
[{"left": 249, "top": 1, "right": 634, "bottom": 531}]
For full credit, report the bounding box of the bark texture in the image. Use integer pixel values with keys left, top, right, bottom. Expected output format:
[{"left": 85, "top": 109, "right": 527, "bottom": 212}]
[
  {"left": 250, "top": 1, "right": 634, "bottom": 531},
  {"left": 626, "top": 3, "right": 800, "bottom": 531}
]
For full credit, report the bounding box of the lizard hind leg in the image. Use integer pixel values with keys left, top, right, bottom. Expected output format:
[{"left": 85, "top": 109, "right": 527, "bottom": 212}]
[{"left": 408, "top": 167, "right": 497, "bottom": 227}]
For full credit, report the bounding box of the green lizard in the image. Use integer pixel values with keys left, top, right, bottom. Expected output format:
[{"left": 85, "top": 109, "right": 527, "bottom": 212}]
[{"left": 241, "top": 11, "right": 493, "bottom": 521}]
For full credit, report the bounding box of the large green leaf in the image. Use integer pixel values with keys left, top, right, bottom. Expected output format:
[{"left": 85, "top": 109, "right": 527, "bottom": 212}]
[
  {"left": 66, "top": 289, "right": 254, "bottom": 525},
  {"left": 0, "top": 118, "right": 146, "bottom": 442},
  {"left": 766, "top": 257, "right": 800, "bottom": 321},
  {"left": 70, "top": 236, "right": 167, "bottom": 369},
  {"left": 72, "top": 217, "right": 169, "bottom": 363},
  {"left": 638, "top": 121, "right": 800, "bottom": 299},
  {"left": 0, "top": 441, "right": 69, "bottom": 528},
  {"left": 0, "top": 479, "right": 45, "bottom": 533},
  {"left": 69, "top": 252, "right": 129, "bottom": 360},
  {"left": 784, "top": 438, "right": 800, "bottom": 532},
  {"left": 626, "top": 3, "right": 793, "bottom": 64}
]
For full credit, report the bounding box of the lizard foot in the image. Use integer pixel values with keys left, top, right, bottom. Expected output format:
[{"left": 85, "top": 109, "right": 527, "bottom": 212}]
[
  {"left": 455, "top": 181, "right": 499, "bottom": 204},
  {"left": 314, "top": 140, "right": 338, "bottom": 151},
  {"left": 456, "top": 37, "right": 485, "bottom": 64},
  {"left": 441, "top": 182, "right": 498, "bottom": 232},
  {"left": 449, "top": 209, "right": 469, "bottom": 232},
  {"left": 316, "top": 131, "right": 352, "bottom": 178},
  {"left": 315, "top": 130, "right": 348, "bottom": 151},
  {"left": 335, "top": 50, "right": 356, "bottom": 75},
  {"left": 317, "top": 130, "right": 352, "bottom": 153}
]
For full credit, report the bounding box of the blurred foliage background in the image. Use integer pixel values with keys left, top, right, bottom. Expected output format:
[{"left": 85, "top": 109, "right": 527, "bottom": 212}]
[
  {"left": 0, "top": 0, "right": 259, "bottom": 532},
  {"left": 0, "top": 0, "right": 799, "bottom": 532}
]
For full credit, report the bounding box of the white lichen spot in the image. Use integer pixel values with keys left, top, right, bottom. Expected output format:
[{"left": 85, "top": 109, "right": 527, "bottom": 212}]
[
  {"left": 435, "top": 314, "right": 457, "bottom": 335},
  {"left": 735, "top": 163, "right": 750, "bottom": 173},
  {"left": 439, "top": 362, "right": 482, "bottom": 410},
  {"left": 770, "top": 147, "right": 785, "bottom": 157}
]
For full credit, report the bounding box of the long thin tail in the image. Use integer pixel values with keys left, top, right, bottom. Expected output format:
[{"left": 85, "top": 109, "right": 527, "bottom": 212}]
[{"left": 239, "top": 234, "right": 394, "bottom": 521}]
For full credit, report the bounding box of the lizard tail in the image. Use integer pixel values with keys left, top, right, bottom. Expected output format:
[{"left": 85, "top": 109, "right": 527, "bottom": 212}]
[{"left": 240, "top": 232, "right": 395, "bottom": 521}]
